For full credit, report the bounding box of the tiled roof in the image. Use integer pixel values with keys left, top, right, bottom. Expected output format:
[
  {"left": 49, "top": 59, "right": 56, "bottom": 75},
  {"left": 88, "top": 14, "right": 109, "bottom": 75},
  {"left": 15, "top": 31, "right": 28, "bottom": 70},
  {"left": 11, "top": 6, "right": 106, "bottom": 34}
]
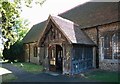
[
  {"left": 47, "top": 15, "right": 95, "bottom": 45},
  {"left": 22, "top": 21, "right": 46, "bottom": 43},
  {"left": 60, "top": 2, "right": 119, "bottom": 28},
  {"left": 23, "top": 2, "right": 119, "bottom": 43}
]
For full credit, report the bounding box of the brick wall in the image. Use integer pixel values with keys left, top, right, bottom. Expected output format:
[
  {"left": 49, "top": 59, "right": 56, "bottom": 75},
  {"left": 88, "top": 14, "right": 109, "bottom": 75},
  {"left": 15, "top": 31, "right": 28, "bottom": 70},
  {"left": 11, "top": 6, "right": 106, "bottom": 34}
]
[{"left": 24, "top": 42, "right": 40, "bottom": 64}]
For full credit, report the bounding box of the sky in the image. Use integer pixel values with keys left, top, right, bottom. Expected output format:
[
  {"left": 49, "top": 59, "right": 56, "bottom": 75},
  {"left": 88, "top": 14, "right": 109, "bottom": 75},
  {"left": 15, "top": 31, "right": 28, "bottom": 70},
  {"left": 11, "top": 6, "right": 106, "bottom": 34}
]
[
  {"left": 0, "top": 0, "right": 91, "bottom": 49},
  {"left": 20, "top": 0, "right": 91, "bottom": 27},
  {"left": 20, "top": 0, "right": 120, "bottom": 27}
]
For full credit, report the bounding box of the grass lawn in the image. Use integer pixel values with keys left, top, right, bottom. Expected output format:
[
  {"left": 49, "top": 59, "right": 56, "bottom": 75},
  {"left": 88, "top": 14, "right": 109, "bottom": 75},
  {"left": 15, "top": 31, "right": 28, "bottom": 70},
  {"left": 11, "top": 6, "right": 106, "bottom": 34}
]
[
  {"left": 0, "top": 66, "right": 17, "bottom": 82},
  {"left": 13, "top": 62, "right": 44, "bottom": 74},
  {"left": 1, "top": 73, "right": 17, "bottom": 82},
  {"left": 85, "top": 69, "right": 119, "bottom": 82}
]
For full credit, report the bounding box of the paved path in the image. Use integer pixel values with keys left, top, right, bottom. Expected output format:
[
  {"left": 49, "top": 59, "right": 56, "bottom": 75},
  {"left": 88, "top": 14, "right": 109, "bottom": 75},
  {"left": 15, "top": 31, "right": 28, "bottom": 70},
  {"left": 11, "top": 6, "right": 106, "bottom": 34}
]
[
  {"left": 13, "top": 72, "right": 93, "bottom": 82},
  {"left": 1, "top": 63, "right": 99, "bottom": 83},
  {"left": 2, "top": 63, "right": 34, "bottom": 80}
]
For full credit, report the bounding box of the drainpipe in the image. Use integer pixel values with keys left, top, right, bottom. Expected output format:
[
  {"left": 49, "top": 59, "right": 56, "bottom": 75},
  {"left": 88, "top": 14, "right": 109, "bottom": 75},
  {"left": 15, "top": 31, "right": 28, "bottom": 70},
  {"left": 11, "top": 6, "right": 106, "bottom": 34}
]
[
  {"left": 29, "top": 44, "right": 30, "bottom": 62},
  {"left": 96, "top": 26, "right": 99, "bottom": 68}
]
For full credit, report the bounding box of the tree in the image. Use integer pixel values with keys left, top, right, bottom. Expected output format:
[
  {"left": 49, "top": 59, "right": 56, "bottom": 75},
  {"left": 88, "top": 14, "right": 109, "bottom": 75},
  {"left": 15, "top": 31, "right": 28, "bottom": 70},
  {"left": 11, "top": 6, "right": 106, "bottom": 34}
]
[
  {"left": 1, "top": 0, "right": 45, "bottom": 62},
  {"left": 1, "top": 1, "right": 19, "bottom": 48},
  {"left": 1, "top": 8, "right": 30, "bottom": 62},
  {"left": 12, "top": 18, "right": 30, "bottom": 41},
  {"left": 0, "top": 0, "right": 45, "bottom": 48}
]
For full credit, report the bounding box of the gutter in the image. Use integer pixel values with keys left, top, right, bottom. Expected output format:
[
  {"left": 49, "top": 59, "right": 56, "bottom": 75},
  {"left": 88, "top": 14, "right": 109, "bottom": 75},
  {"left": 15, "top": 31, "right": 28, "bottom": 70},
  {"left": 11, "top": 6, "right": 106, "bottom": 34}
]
[{"left": 81, "top": 20, "right": 120, "bottom": 30}]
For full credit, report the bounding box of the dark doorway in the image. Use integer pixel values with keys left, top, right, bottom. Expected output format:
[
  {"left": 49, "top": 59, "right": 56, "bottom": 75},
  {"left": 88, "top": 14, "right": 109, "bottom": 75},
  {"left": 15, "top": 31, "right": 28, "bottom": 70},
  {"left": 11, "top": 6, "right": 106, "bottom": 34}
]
[{"left": 56, "top": 45, "right": 63, "bottom": 72}]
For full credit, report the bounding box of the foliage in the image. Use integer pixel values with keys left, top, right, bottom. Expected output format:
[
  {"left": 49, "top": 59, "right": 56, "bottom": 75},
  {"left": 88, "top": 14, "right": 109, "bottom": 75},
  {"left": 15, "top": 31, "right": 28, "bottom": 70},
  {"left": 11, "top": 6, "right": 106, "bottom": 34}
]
[
  {"left": 2, "top": 41, "right": 24, "bottom": 62},
  {"left": 1, "top": 1, "right": 20, "bottom": 48},
  {"left": 13, "top": 62, "right": 44, "bottom": 74},
  {"left": 12, "top": 18, "right": 30, "bottom": 41},
  {"left": 2, "top": 18, "right": 29, "bottom": 62},
  {"left": 0, "top": 51, "right": 2, "bottom": 57},
  {"left": 0, "top": 0, "right": 45, "bottom": 48},
  {"left": 13, "top": 0, "right": 46, "bottom": 8}
]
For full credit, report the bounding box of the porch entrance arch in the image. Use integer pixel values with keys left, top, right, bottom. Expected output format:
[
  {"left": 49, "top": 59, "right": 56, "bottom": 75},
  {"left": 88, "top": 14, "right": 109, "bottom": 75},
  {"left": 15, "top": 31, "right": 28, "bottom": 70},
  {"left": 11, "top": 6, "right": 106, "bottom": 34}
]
[{"left": 48, "top": 44, "right": 63, "bottom": 72}]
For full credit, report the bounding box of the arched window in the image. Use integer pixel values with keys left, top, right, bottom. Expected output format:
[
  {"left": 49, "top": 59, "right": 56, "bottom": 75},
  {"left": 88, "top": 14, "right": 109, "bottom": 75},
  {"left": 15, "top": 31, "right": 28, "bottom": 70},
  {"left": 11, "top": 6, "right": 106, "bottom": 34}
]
[
  {"left": 103, "top": 33, "right": 112, "bottom": 59},
  {"left": 101, "top": 31, "right": 120, "bottom": 59},
  {"left": 112, "top": 32, "right": 120, "bottom": 59}
]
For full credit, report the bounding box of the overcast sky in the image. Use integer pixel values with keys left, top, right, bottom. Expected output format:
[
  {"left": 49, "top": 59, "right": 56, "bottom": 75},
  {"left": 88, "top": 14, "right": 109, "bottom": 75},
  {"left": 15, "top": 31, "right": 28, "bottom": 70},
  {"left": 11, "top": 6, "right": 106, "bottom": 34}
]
[
  {"left": 20, "top": 0, "right": 91, "bottom": 27},
  {"left": 20, "top": 0, "right": 120, "bottom": 27}
]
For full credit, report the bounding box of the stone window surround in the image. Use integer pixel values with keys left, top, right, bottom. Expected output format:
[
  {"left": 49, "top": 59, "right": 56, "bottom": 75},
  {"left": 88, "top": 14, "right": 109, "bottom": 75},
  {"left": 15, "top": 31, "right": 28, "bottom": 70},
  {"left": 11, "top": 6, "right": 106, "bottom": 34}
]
[{"left": 100, "top": 31, "right": 119, "bottom": 61}]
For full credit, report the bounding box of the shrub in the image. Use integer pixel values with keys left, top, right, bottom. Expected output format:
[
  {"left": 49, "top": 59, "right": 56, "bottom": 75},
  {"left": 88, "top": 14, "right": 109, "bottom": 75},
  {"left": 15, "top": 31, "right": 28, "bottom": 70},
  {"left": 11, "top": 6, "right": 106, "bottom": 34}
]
[{"left": 3, "top": 41, "right": 24, "bottom": 62}]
